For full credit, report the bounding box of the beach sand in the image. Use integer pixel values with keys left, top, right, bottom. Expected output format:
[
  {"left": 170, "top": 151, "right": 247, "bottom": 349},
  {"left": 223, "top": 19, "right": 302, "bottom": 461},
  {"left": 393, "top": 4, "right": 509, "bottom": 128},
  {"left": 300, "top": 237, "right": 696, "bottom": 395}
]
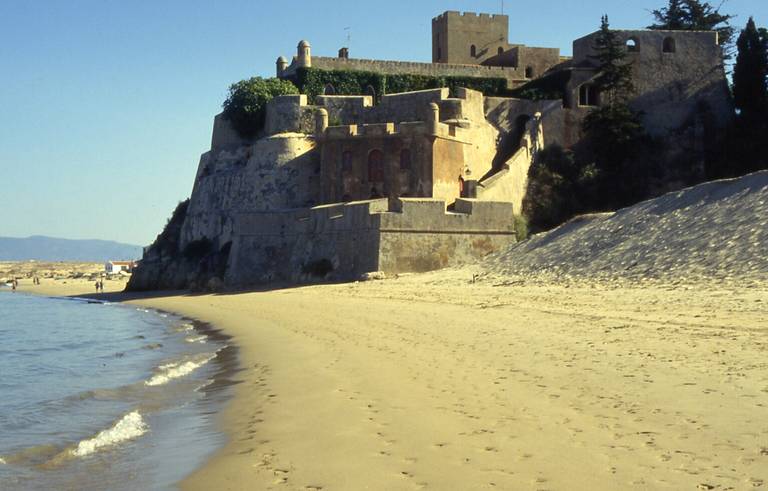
[{"left": 18, "top": 272, "right": 768, "bottom": 490}]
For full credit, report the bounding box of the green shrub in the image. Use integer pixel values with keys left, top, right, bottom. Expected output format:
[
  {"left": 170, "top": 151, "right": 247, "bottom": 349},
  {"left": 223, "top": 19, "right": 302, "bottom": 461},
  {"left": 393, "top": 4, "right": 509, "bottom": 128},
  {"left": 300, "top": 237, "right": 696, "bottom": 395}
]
[
  {"left": 222, "top": 77, "right": 299, "bottom": 138},
  {"left": 294, "top": 67, "right": 509, "bottom": 103},
  {"left": 508, "top": 70, "right": 570, "bottom": 101},
  {"left": 513, "top": 215, "right": 529, "bottom": 241}
]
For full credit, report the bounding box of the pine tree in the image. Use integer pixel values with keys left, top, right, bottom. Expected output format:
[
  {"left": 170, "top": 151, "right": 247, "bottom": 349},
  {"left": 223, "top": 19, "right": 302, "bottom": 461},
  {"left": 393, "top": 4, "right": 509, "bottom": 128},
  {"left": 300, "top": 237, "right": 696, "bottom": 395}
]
[
  {"left": 733, "top": 17, "right": 768, "bottom": 122},
  {"left": 649, "top": 0, "right": 734, "bottom": 56},
  {"left": 590, "top": 15, "right": 635, "bottom": 105},
  {"left": 649, "top": 0, "right": 687, "bottom": 30}
]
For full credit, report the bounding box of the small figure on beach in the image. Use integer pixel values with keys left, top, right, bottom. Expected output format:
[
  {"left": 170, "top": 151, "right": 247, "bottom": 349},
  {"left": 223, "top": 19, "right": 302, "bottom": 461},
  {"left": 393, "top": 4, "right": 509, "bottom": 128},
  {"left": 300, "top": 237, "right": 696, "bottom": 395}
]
[
  {"left": 12, "top": 278, "right": 18, "bottom": 292},
  {"left": 95, "top": 280, "right": 100, "bottom": 292}
]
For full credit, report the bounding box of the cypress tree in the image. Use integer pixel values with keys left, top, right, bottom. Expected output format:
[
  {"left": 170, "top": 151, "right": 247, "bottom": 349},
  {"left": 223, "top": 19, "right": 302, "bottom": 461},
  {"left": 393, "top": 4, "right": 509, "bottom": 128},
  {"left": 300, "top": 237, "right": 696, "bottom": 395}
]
[
  {"left": 590, "top": 15, "right": 635, "bottom": 105},
  {"left": 733, "top": 17, "right": 768, "bottom": 122}
]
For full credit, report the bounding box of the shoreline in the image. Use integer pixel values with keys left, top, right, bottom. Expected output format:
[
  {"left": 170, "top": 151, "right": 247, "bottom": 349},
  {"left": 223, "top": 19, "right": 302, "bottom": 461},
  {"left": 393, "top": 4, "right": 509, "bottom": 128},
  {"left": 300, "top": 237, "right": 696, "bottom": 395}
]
[{"left": 13, "top": 274, "right": 768, "bottom": 489}]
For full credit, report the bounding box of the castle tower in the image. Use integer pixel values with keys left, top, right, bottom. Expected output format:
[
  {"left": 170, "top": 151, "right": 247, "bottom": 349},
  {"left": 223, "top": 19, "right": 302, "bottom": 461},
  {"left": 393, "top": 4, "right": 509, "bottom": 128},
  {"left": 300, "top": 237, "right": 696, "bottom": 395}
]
[
  {"left": 432, "top": 11, "right": 510, "bottom": 64},
  {"left": 297, "top": 40, "right": 312, "bottom": 68},
  {"left": 276, "top": 56, "right": 288, "bottom": 77}
]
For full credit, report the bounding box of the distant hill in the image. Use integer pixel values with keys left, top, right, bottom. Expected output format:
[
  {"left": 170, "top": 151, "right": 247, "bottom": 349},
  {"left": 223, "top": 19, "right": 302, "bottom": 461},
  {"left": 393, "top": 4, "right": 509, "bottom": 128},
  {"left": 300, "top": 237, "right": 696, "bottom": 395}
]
[{"left": 0, "top": 236, "right": 143, "bottom": 262}]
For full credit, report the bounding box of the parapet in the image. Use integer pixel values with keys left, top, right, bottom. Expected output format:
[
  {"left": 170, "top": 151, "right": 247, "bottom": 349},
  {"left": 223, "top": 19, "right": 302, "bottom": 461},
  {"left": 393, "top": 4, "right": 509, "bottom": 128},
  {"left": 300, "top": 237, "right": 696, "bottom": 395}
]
[
  {"left": 322, "top": 121, "right": 432, "bottom": 140},
  {"left": 432, "top": 11, "right": 508, "bottom": 22},
  {"left": 210, "top": 113, "right": 248, "bottom": 151},
  {"left": 265, "top": 94, "right": 315, "bottom": 135}
]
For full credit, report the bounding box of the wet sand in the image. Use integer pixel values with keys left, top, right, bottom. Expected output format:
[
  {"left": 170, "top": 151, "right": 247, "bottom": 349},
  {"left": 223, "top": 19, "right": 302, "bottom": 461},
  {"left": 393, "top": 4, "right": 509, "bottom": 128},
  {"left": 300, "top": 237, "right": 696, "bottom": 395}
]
[{"left": 17, "top": 274, "right": 768, "bottom": 490}]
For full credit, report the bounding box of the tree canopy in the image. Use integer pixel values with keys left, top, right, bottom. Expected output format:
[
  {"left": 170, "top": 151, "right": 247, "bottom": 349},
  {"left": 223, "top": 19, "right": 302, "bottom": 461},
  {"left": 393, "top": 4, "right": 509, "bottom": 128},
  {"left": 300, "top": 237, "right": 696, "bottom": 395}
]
[
  {"left": 649, "top": 0, "right": 735, "bottom": 55},
  {"left": 222, "top": 77, "right": 299, "bottom": 138},
  {"left": 733, "top": 17, "right": 768, "bottom": 122},
  {"left": 590, "top": 15, "right": 635, "bottom": 105}
]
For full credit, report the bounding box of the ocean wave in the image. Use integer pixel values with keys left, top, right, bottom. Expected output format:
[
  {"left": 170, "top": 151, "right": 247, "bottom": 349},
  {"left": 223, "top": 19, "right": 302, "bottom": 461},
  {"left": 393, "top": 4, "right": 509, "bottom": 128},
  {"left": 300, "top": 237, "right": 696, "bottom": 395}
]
[
  {"left": 145, "top": 353, "right": 216, "bottom": 387},
  {"left": 70, "top": 411, "right": 147, "bottom": 457},
  {"left": 175, "top": 322, "right": 195, "bottom": 333},
  {"left": 185, "top": 334, "right": 207, "bottom": 344}
]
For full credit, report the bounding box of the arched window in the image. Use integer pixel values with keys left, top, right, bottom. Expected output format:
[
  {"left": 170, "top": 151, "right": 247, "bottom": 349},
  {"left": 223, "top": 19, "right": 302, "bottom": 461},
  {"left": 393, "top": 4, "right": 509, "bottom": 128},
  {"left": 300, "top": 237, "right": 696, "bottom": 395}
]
[
  {"left": 626, "top": 38, "right": 639, "bottom": 52},
  {"left": 323, "top": 83, "right": 336, "bottom": 95},
  {"left": 498, "top": 46, "right": 504, "bottom": 55},
  {"left": 579, "top": 84, "right": 598, "bottom": 106},
  {"left": 663, "top": 37, "right": 676, "bottom": 53},
  {"left": 470, "top": 44, "right": 477, "bottom": 57},
  {"left": 368, "top": 149, "right": 384, "bottom": 182},
  {"left": 525, "top": 66, "right": 534, "bottom": 78},
  {"left": 341, "top": 151, "right": 352, "bottom": 173},
  {"left": 370, "top": 187, "right": 381, "bottom": 199},
  {"left": 399, "top": 149, "right": 411, "bottom": 170}
]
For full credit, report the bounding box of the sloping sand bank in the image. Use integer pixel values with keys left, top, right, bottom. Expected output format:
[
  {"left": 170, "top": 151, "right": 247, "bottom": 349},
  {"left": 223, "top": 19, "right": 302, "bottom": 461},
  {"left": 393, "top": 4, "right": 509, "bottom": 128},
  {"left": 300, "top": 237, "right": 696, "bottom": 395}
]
[{"left": 485, "top": 170, "right": 768, "bottom": 286}]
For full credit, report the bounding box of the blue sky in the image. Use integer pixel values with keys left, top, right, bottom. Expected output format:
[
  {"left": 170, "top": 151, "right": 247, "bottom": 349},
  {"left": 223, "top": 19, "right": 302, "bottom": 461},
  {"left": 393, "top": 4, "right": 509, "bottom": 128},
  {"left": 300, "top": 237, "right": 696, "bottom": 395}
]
[{"left": 1, "top": 0, "right": 766, "bottom": 246}]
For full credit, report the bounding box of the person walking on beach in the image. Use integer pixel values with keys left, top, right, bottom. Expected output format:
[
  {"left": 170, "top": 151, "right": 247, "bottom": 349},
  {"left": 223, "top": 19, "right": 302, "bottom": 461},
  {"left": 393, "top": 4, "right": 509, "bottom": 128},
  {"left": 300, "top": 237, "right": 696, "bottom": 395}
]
[
  {"left": 11, "top": 278, "right": 17, "bottom": 292},
  {"left": 95, "top": 280, "right": 100, "bottom": 292}
]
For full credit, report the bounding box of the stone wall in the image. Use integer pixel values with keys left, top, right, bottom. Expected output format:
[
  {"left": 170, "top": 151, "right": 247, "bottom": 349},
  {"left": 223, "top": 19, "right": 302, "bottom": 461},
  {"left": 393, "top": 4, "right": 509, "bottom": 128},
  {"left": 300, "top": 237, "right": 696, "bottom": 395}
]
[
  {"left": 484, "top": 97, "right": 568, "bottom": 148},
  {"left": 303, "top": 56, "right": 523, "bottom": 89},
  {"left": 265, "top": 94, "right": 316, "bottom": 135},
  {"left": 181, "top": 133, "right": 318, "bottom": 248},
  {"left": 225, "top": 197, "right": 516, "bottom": 285},
  {"left": 431, "top": 11, "right": 511, "bottom": 65},
  {"left": 210, "top": 114, "right": 249, "bottom": 152},
  {"left": 572, "top": 29, "right": 733, "bottom": 135},
  {"left": 477, "top": 113, "right": 544, "bottom": 213}
]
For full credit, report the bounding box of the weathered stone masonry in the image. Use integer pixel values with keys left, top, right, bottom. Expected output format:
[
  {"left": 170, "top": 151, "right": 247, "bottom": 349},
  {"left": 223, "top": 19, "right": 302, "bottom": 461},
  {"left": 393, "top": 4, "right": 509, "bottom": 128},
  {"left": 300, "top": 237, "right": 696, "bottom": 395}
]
[{"left": 226, "top": 197, "right": 516, "bottom": 286}]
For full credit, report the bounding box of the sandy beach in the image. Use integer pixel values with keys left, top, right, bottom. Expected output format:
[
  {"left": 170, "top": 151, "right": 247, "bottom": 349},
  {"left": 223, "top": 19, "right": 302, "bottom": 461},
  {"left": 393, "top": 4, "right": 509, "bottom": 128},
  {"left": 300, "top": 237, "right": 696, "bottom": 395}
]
[{"left": 17, "top": 272, "right": 768, "bottom": 490}]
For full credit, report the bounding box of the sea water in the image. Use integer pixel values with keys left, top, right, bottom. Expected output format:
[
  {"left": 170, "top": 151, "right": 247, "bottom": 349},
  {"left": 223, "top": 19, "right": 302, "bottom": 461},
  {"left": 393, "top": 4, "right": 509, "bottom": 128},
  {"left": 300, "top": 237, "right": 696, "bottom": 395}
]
[{"left": 0, "top": 290, "right": 236, "bottom": 490}]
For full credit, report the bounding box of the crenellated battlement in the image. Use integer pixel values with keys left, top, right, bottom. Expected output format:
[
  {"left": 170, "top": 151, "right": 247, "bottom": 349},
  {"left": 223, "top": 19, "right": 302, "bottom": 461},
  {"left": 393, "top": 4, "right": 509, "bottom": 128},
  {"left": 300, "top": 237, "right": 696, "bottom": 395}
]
[
  {"left": 432, "top": 11, "right": 508, "bottom": 22},
  {"left": 322, "top": 121, "right": 438, "bottom": 140}
]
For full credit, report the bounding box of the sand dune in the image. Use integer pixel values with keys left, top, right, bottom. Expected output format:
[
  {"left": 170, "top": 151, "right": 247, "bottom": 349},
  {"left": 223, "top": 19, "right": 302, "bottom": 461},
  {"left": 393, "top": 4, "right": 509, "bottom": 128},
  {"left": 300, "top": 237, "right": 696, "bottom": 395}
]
[{"left": 484, "top": 170, "right": 768, "bottom": 287}]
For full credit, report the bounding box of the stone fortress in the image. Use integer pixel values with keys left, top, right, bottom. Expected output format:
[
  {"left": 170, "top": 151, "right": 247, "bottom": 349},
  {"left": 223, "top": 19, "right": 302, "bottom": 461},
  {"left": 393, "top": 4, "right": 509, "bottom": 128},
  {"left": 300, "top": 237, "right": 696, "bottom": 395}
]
[{"left": 129, "top": 11, "right": 733, "bottom": 289}]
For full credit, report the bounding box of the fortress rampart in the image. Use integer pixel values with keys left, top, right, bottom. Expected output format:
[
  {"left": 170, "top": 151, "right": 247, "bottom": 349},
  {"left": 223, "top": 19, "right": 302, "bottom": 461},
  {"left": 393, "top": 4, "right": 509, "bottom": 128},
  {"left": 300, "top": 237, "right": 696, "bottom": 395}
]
[{"left": 226, "top": 197, "right": 516, "bottom": 285}]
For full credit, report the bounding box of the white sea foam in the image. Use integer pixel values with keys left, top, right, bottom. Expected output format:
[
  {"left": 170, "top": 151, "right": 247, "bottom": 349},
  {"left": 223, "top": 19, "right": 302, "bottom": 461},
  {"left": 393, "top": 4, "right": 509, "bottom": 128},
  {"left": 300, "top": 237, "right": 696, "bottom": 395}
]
[
  {"left": 175, "top": 323, "right": 195, "bottom": 332},
  {"left": 194, "top": 380, "right": 214, "bottom": 392},
  {"left": 185, "top": 334, "right": 208, "bottom": 344},
  {"left": 70, "top": 411, "right": 147, "bottom": 457},
  {"left": 0, "top": 456, "right": 6, "bottom": 464},
  {"left": 145, "top": 353, "right": 216, "bottom": 387}
]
